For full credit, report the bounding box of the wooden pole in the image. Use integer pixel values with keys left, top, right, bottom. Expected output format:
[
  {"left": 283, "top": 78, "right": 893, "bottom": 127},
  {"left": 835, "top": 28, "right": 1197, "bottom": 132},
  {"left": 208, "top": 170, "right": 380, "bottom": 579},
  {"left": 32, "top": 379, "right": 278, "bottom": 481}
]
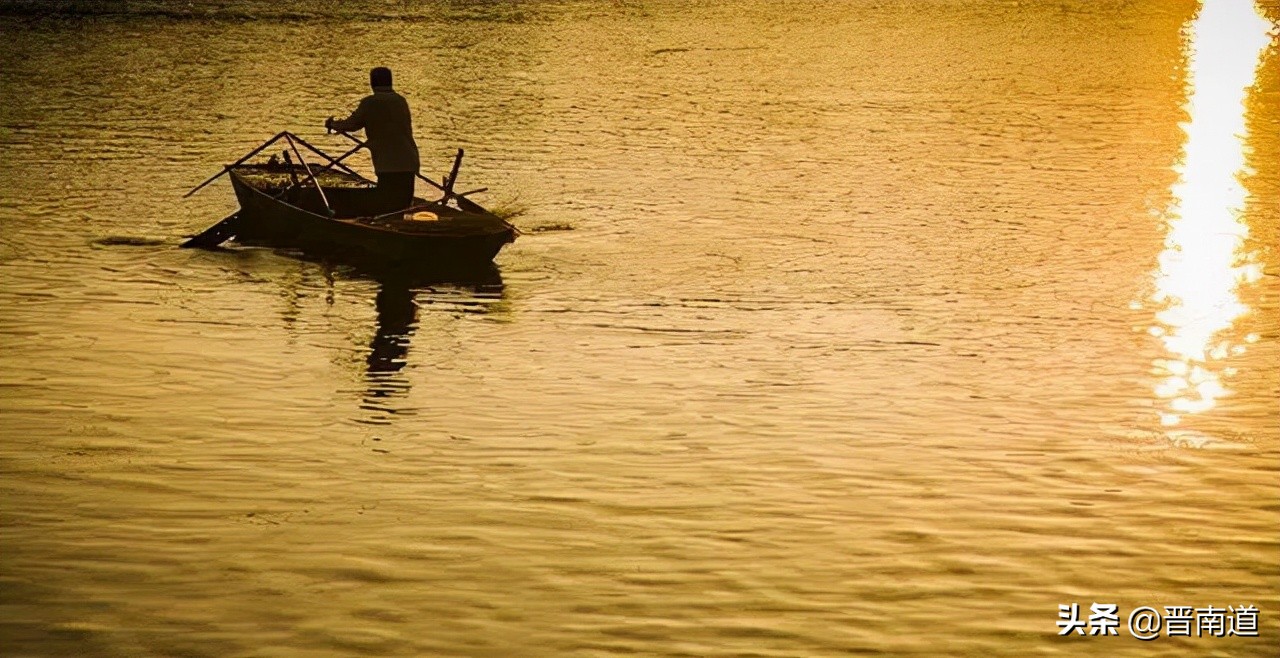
[
  {"left": 182, "top": 131, "right": 288, "bottom": 198},
  {"left": 443, "top": 148, "right": 464, "bottom": 196},
  {"left": 284, "top": 133, "right": 334, "bottom": 217}
]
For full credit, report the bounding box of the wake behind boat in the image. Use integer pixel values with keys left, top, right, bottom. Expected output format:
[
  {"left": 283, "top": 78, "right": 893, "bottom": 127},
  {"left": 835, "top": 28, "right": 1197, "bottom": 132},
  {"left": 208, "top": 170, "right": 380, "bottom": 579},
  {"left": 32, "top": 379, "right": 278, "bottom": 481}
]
[{"left": 181, "top": 130, "right": 518, "bottom": 275}]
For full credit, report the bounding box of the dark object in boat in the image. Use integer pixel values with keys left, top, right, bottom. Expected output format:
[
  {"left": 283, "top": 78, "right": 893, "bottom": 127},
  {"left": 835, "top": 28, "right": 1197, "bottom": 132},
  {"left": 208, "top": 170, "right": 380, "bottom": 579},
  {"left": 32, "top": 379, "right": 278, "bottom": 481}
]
[{"left": 181, "top": 132, "right": 516, "bottom": 275}]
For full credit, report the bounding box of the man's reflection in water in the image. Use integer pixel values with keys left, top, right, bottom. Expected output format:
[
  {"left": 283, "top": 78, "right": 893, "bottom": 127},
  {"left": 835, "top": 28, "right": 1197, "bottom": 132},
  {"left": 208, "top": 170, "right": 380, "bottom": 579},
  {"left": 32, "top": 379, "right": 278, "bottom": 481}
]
[
  {"left": 360, "top": 269, "right": 504, "bottom": 422},
  {"left": 366, "top": 283, "right": 417, "bottom": 379},
  {"left": 361, "top": 282, "right": 417, "bottom": 422}
]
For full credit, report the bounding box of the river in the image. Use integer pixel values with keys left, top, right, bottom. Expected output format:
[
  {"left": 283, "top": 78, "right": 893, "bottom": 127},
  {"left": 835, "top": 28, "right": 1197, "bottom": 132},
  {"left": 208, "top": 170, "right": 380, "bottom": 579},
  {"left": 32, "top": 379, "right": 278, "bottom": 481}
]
[{"left": 1, "top": 1, "right": 1277, "bottom": 655}]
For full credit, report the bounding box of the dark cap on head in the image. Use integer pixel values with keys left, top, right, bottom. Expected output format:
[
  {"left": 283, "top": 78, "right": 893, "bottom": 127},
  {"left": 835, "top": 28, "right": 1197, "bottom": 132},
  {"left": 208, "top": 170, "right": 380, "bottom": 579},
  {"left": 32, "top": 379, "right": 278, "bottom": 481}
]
[{"left": 370, "top": 67, "right": 393, "bottom": 88}]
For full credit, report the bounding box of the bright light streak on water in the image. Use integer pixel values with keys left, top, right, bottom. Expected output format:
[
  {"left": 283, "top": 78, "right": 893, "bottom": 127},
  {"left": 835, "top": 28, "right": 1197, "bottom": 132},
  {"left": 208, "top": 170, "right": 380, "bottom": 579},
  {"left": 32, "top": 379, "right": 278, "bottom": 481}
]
[{"left": 1151, "top": 0, "right": 1271, "bottom": 428}]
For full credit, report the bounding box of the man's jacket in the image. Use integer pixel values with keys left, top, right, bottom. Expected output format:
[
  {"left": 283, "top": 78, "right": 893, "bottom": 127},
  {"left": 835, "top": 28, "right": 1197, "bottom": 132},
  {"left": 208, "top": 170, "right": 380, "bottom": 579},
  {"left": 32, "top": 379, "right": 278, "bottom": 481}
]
[{"left": 331, "top": 86, "right": 421, "bottom": 174}]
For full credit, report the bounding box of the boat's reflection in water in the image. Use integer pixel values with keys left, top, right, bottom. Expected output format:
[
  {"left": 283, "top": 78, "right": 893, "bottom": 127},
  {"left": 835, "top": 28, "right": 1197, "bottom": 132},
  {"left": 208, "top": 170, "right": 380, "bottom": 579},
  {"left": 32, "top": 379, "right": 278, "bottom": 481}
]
[{"left": 359, "top": 266, "right": 504, "bottom": 423}]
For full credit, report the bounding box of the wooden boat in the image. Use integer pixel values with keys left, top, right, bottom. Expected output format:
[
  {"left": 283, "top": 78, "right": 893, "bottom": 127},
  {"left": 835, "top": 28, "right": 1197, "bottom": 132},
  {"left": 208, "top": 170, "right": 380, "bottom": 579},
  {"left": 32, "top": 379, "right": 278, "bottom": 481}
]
[
  {"left": 183, "top": 131, "right": 517, "bottom": 276},
  {"left": 229, "top": 163, "right": 515, "bottom": 273}
]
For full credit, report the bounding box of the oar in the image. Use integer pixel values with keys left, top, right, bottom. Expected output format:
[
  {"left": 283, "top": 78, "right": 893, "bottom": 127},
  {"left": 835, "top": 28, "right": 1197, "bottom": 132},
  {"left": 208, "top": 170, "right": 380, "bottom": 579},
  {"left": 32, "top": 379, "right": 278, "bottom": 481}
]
[
  {"left": 180, "top": 211, "right": 241, "bottom": 249},
  {"left": 183, "top": 131, "right": 288, "bottom": 199},
  {"left": 332, "top": 131, "right": 448, "bottom": 192},
  {"left": 332, "top": 130, "right": 491, "bottom": 214}
]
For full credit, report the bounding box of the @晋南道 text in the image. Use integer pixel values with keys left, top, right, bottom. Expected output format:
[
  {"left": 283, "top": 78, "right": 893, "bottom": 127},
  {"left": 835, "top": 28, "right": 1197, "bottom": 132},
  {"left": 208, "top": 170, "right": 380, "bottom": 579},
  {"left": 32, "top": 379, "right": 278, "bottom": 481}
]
[{"left": 1057, "top": 603, "right": 1259, "bottom": 641}]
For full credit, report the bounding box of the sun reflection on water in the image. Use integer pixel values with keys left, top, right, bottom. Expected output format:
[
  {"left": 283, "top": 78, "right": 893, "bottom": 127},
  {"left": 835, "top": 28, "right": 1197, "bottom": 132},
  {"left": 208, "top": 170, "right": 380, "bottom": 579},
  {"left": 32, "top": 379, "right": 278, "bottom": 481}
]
[{"left": 1150, "top": 0, "right": 1271, "bottom": 429}]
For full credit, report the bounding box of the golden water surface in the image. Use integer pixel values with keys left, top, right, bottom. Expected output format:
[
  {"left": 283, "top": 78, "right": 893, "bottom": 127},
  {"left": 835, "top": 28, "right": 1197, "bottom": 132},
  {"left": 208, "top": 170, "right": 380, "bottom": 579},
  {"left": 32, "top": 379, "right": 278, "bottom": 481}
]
[{"left": 1, "top": 1, "right": 1277, "bottom": 656}]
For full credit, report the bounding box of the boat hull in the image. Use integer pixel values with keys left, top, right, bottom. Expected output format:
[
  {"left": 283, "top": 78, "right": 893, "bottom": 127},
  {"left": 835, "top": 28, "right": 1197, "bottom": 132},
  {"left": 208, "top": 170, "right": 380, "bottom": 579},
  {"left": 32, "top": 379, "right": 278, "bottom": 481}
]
[{"left": 227, "top": 168, "right": 515, "bottom": 275}]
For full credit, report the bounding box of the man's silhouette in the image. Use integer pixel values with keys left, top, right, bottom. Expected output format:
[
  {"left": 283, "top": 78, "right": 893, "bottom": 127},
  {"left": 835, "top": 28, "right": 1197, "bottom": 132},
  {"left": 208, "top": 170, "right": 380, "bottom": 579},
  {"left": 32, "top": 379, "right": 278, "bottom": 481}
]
[{"left": 326, "top": 67, "right": 420, "bottom": 215}]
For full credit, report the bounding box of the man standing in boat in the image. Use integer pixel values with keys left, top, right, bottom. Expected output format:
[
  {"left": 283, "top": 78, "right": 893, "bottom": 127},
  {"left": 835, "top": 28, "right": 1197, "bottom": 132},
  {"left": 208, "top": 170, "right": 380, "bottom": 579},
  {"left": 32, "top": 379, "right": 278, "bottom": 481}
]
[{"left": 325, "top": 67, "right": 420, "bottom": 215}]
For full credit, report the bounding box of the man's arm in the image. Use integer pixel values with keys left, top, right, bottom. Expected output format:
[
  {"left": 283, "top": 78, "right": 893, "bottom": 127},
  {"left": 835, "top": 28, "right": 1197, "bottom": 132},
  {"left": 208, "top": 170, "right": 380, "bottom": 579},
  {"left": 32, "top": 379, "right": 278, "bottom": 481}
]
[{"left": 326, "top": 97, "right": 369, "bottom": 133}]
